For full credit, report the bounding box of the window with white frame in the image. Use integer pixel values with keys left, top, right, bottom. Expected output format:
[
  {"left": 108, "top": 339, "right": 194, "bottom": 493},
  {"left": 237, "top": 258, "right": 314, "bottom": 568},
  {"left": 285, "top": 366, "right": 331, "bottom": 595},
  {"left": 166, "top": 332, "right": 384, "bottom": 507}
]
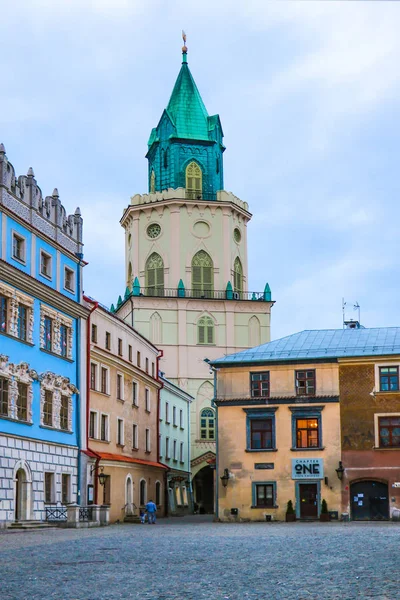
[
  {"left": 40, "top": 373, "right": 75, "bottom": 432},
  {"left": 0, "top": 282, "right": 34, "bottom": 343},
  {"left": 12, "top": 232, "right": 26, "bottom": 263},
  {"left": 89, "top": 411, "right": 98, "bottom": 439},
  {"left": 40, "top": 305, "right": 72, "bottom": 359},
  {"left": 0, "top": 359, "right": 37, "bottom": 423},
  {"left": 100, "top": 414, "right": 109, "bottom": 441},
  {"left": 40, "top": 251, "right": 52, "bottom": 279},
  {"left": 101, "top": 367, "right": 109, "bottom": 394},
  {"left": 180, "top": 409, "right": 184, "bottom": 429},
  {"left": 64, "top": 266, "right": 75, "bottom": 292},
  {"left": 173, "top": 439, "right": 177, "bottom": 461},
  {"left": 173, "top": 406, "right": 177, "bottom": 426},
  {"left": 132, "top": 423, "right": 138, "bottom": 449},
  {"left": 90, "top": 363, "right": 98, "bottom": 390},
  {"left": 145, "top": 388, "right": 150, "bottom": 412},
  {"left": 117, "top": 418, "right": 124, "bottom": 445},
  {"left": 117, "top": 373, "right": 124, "bottom": 400},
  {"left": 165, "top": 437, "right": 170, "bottom": 459},
  {"left": 165, "top": 401, "right": 170, "bottom": 423},
  {"left": 145, "top": 428, "right": 150, "bottom": 452},
  {"left": 132, "top": 381, "right": 138, "bottom": 406},
  {"left": 180, "top": 441, "right": 184, "bottom": 463}
]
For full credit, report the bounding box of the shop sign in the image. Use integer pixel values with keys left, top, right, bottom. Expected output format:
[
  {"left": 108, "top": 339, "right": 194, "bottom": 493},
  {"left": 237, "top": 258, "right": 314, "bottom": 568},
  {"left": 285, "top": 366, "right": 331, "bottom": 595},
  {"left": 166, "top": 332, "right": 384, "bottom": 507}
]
[{"left": 292, "top": 458, "right": 324, "bottom": 479}]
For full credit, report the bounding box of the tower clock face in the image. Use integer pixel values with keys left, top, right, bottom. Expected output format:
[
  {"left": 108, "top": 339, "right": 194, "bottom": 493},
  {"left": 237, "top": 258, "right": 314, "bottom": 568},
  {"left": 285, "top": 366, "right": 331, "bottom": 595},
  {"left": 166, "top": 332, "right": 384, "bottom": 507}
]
[{"left": 147, "top": 223, "right": 161, "bottom": 239}]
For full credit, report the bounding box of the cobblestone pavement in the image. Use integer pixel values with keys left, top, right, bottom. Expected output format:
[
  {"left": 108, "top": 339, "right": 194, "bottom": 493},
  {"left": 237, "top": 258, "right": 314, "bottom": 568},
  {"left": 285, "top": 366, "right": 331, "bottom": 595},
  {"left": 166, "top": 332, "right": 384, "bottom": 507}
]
[{"left": 1, "top": 519, "right": 399, "bottom": 600}]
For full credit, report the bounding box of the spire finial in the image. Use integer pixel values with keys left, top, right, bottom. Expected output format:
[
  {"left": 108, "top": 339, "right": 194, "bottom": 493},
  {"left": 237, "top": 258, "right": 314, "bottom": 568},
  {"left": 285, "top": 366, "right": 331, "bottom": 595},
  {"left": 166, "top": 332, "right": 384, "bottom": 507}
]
[{"left": 182, "top": 30, "right": 188, "bottom": 63}]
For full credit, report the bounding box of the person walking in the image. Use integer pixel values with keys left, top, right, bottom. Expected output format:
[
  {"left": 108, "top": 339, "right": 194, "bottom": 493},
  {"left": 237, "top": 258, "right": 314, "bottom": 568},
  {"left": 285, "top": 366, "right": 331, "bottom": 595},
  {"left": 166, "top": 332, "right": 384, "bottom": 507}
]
[{"left": 145, "top": 499, "right": 157, "bottom": 524}]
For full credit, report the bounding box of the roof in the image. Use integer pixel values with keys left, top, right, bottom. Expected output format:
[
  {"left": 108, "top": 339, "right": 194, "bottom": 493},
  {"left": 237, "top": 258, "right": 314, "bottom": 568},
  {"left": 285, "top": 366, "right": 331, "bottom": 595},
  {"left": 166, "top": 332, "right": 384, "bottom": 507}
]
[
  {"left": 166, "top": 59, "right": 210, "bottom": 141},
  {"left": 211, "top": 327, "right": 400, "bottom": 366},
  {"left": 95, "top": 452, "right": 168, "bottom": 470}
]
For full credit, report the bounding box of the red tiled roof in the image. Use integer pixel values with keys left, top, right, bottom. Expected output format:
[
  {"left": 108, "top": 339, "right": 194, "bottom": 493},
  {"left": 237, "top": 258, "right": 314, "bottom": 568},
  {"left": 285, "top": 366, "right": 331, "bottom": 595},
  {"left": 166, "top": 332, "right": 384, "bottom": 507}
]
[
  {"left": 82, "top": 449, "right": 100, "bottom": 458},
  {"left": 96, "top": 452, "right": 168, "bottom": 470}
]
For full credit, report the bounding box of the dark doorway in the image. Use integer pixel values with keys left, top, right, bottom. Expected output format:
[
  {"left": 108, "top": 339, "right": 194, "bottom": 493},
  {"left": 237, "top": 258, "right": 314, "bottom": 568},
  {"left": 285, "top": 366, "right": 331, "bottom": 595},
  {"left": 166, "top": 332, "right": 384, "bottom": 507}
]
[
  {"left": 193, "top": 466, "right": 214, "bottom": 513},
  {"left": 299, "top": 483, "right": 318, "bottom": 518},
  {"left": 351, "top": 481, "right": 389, "bottom": 520}
]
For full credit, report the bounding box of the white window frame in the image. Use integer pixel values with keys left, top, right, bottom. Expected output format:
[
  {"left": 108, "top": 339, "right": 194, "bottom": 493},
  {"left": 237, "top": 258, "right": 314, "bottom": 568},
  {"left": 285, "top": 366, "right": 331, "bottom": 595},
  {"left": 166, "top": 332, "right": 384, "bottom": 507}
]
[
  {"left": 173, "top": 439, "right": 177, "bottom": 461},
  {"left": 374, "top": 362, "right": 400, "bottom": 393},
  {"left": 40, "top": 250, "right": 52, "bottom": 279},
  {"left": 145, "top": 428, "right": 151, "bottom": 452},
  {"left": 12, "top": 231, "right": 26, "bottom": 264},
  {"left": 100, "top": 365, "right": 110, "bottom": 395},
  {"left": 173, "top": 406, "right": 177, "bottom": 426},
  {"left": 116, "top": 372, "right": 124, "bottom": 401},
  {"left": 145, "top": 388, "right": 150, "bottom": 412},
  {"left": 132, "top": 423, "right": 138, "bottom": 449},
  {"left": 64, "top": 266, "right": 75, "bottom": 293},
  {"left": 166, "top": 437, "right": 170, "bottom": 459},
  {"left": 180, "top": 441, "right": 184, "bottom": 463},
  {"left": 132, "top": 380, "right": 139, "bottom": 406},
  {"left": 117, "top": 417, "right": 125, "bottom": 446},
  {"left": 89, "top": 410, "right": 99, "bottom": 439},
  {"left": 179, "top": 409, "right": 184, "bottom": 429},
  {"left": 100, "top": 412, "right": 110, "bottom": 442}
]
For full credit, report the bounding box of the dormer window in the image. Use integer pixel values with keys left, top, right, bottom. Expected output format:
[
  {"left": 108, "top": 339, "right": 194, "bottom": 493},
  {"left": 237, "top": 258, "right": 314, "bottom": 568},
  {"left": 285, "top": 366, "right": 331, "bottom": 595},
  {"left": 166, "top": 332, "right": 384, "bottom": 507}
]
[{"left": 186, "top": 162, "right": 202, "bottom": 199}]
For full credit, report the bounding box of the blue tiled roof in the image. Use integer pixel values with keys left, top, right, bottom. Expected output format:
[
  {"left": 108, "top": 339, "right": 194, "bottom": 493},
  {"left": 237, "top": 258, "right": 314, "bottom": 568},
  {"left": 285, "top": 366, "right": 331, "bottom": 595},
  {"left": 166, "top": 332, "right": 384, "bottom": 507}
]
[{"left": 212, "top": 327, "right": 400, "bottom": 366}]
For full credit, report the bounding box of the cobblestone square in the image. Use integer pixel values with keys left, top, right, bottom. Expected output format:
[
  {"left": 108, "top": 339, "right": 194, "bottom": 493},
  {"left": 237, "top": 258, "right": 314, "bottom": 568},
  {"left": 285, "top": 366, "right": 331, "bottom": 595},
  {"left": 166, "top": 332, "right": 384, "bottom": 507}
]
[{"left": 1, "top": 519, "right": 399, "bottom": 600}]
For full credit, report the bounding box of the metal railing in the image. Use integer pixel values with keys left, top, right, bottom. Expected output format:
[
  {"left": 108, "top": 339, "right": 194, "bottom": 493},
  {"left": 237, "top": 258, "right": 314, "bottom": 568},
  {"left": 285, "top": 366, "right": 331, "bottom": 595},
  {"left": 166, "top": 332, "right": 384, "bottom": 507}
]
[
  {"left": 137, "top": 288, "right": 268, "bottom": 301},
  {"left": 185, "top": 192, "right": 216, "bottom": 201},
  {"left": 45, "top": 506, "right": 67, "bottom": 522},
  {"left": 79, "top": 507, "right": 93, "bottom": 522},
  {"left": 215, "top": 390, "right": 339, "bottom": 402}
]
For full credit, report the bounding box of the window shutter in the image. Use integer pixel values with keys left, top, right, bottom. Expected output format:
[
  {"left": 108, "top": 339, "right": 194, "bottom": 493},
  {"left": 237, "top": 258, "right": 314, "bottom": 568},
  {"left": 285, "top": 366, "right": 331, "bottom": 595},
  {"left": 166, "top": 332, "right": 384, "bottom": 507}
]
[
  {"left": 206, "top": 321, "right": 214, "bottom": 344},
  {"left": 198, "top": 320, "right": 205, "bottom": 344},
  {"left": 147, "top": 267, "right": 155, "bottom": 287}
]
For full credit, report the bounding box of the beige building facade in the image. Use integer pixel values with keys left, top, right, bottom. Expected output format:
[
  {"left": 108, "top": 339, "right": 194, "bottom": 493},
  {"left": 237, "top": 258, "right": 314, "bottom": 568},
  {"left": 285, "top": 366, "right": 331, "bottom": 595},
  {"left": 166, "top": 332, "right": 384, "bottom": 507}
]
[{"left": 83, "top": 299, "right": 166, "bottom": 523}]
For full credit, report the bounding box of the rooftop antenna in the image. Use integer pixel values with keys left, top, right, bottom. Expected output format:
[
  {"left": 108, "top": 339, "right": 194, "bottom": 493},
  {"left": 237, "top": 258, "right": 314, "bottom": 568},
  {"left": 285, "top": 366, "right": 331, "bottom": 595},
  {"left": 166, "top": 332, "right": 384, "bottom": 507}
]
[
  {"left": 354, "top": 301, "right": 361, "bottom": 324},
  {"left": 342, "top": 298, "right": 347, "bottom": 329}
]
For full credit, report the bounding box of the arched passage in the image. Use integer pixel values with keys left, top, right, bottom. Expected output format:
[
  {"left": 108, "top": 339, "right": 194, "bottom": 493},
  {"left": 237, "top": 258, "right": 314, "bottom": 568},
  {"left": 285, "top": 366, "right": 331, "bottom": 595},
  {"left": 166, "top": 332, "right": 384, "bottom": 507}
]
[
  {"left": 192, "top": 465, "right": 214, "bottom": 514},
  {"left": 13, "top": 462, "right": 32, "bottom": 521}
]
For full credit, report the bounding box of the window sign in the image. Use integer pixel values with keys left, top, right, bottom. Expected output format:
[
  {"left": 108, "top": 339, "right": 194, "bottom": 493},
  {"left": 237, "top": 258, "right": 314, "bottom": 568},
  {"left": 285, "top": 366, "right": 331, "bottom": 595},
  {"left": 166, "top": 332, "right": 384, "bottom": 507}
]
[{"left": 292, "top": 458, "right": 324, "bottom": 479}]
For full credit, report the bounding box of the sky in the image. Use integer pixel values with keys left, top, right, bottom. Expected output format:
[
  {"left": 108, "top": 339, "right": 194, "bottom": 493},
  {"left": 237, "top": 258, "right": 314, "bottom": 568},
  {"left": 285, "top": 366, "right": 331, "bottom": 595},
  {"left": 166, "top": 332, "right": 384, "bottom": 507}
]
[{"left": 1, "top": 0, "right": 399, "bottom": 340}]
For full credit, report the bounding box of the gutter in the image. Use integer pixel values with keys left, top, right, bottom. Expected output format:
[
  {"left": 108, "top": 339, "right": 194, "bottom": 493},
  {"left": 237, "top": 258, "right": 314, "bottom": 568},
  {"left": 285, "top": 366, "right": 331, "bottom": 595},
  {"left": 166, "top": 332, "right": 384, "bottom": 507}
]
[{"left": 211, "top": 366, "right": 219, "bottom": 521}]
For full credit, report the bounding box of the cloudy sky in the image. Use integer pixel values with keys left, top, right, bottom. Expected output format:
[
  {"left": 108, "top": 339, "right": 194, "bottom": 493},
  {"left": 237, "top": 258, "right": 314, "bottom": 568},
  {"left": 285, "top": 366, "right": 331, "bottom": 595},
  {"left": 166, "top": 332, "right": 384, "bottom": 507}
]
[{"left": 2, "top": 1, "right": 399, "bottom": 340}]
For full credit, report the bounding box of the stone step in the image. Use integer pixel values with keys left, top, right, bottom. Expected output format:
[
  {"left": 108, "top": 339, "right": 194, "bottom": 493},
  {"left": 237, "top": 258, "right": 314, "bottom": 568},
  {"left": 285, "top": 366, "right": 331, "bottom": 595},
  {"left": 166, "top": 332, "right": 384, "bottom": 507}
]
[
  {"left": 123, "top": 516, "right": 142, "bottom": 524},
  {"left": 10, "top": 521, "right": 59, "bottom": 529}
]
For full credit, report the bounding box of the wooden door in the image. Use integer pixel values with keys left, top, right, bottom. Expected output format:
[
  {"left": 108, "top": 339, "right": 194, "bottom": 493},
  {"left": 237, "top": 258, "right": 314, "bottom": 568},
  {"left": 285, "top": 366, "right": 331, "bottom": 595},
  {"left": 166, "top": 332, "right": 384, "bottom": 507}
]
[{"left": 299, "top": 483, "right": 318, "bottom": 518}]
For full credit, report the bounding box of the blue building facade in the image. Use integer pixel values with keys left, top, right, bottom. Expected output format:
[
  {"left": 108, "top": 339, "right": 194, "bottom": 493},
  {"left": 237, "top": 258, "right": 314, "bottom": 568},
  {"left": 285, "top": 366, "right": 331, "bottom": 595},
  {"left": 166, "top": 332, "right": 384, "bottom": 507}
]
[{"left": 0, "top": 144, "right": 88, "bottom": 526}]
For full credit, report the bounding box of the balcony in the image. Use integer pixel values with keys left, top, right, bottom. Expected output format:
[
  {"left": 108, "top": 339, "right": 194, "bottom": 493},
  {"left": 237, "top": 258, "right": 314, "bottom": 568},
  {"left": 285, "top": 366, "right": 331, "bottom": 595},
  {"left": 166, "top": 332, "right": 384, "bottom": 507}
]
[{"left": 131, "top": 287, "right": 269, "bottom": 301}]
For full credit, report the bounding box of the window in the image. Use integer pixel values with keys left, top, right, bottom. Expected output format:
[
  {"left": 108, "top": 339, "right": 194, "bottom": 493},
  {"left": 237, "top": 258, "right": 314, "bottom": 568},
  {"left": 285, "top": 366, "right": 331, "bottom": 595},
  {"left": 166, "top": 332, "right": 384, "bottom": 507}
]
[
  {"left": 117, "top": 419, "right": 124, "bottom": 445},
  {"left": 60, "top": 395, "right": 69, "bottom": 430},
  {"left": 0, "top": 377, "right": 9, "bottom": 416},
  {"left": 173, "top": 440, "right": 177, "bottom": 461},
  {"left": 105, "top": 331, "right": 111, "bottom": 350},
  {"left": 132, "top": 381, "right": 138, "bottom": 406},
  {"left": 165, "top": 402, "right": 170, "bottom": 423},
  {"left": 197, "top": 316, "right": 214, "bottom": 345},
  {"left": 145, "top": 253, "right": 164, "bottom": 296},
  {"left": 40, "top": 251, "right": 52, "bottom": 278},
  {"left": 62, "top": 474, "right": 71, "bottom": 504},
  {"left": 60, "top": 324, "right": 68, "bottom": 358},
  {"left": 128, "top": 345, "right": 132, "bottom": 362},
  {"left": 132, "top": 424, "right": 138, "bottom": 449},
  {"left": 91, "top": 324, "right": 97, "bottom": 343},
  {"left": 101, "top": 414, "right": 109, "bottom": 441},
  {"left": 17, "top": 305, "right": 28, "bottom": 341},
  {"left": 252, "top": 482, "right": 276, "bottom": 508},
  {"left": 179, "top": 409, "right": 183, "bottom": 429},
  {"left": 245, "top": 408, "right": 277, "bottom": 451},
  {"left": 140, "top": 479, "right": 147, "bottom": 505},
  {"left": 296, "top": 419, "right": 319, "bottom": 448},
  {"left": 89, "top": 411, "right": 97, "bottom": 439},
  {"left": 159, "top": 434, "right": 162, "bottom": 457},
  {"left": 379, "top": 417, "right": 400, "bottom": 448},
  {"left": 185, "top": 161, "right": 202, "bottom": 199},
  {"left": 101, "top": 367, "right": 108, "bottom": 394},
  {"left": 44, "top": 316, "right": 52, "bottom": 351},
  {"left": 90, "top": 363, "right": 97, "bottom": 390},
  {"left": 155, "top": 481, "right": 161, "bottom": 506},
  {"left": 165, "top": 437, "right": 170, "bottom": 459},
  {"left": 145, "top": 428, "right": 150, "bottom": 452},
  {"left": 200, "top": 408, "right": 215, "bottom": 440},
  {"left": 117, "top": 374, "right": 123, "bottom": 400},
  {"left": 43, "top": 390, "right": 53, "bottom": 426},
  {"left": 64, "top": 267, "right": 75, "bottom": 292},
  {"left": 379, "top": 367, "right": 399, "bottom": 392},
  {"left": 12, "top": 233, "right": 25, "bottom": 262},
  {"left": 145, "top": 389, "right": 150, "bottom": 412},
  {"left": 250, "top": 372, "right": 269, "bottom": 398},
  {"left": 233, "top": 257, "right": 243, "bottom": 293},
  {"left": 180, "top": 442, "right": 184, "bottom": 463},
  {"left": 173, "top": 406, "right": 177, "bottom": 426},
  {"left": 44, "top": 472, "right": 54, "bottom": 503},
  {"left": 145, "top": 357, "right": 149, "bottom": 373},
  {"left": 118, "top": 338, "right": 123, "bottom": 356},
  {"left": 0, "top": 295, "right": 7, "bottom": 333},
  {"left": 295, "top": 370, "right": 316, "bottom": 396},
  {"left": 192, "top": 250, "right": 213, "bottom": 297},
  {"left": 137, "top": 351, "right": 141, "bottom": 368},
  {"left": 17, "top": 383, "right": 28, "bottom": 421},
  {"left": 151, "top": 362, "right": 155, "bottom": 377}
]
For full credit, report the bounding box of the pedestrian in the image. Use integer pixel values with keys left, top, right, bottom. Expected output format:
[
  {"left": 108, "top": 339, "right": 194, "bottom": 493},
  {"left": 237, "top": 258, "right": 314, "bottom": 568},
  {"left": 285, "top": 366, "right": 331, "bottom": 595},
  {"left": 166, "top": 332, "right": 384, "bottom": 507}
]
[
  {"left": 145, "top": 499, "right": 157, "bottom": 524},
  {"left": 139, "top": 509, "right": 146, "bottom": 524}
]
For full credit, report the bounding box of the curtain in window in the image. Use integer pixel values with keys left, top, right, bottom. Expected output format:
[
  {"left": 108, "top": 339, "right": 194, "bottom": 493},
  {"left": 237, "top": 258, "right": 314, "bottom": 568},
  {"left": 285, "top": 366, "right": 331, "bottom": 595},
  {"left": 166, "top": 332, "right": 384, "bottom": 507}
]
[
  {"left": 145, "top": 253, "right": 164, "bottom": 296},
  {"left": 192, "top": 250, "right": 213, "bottom": 297}
]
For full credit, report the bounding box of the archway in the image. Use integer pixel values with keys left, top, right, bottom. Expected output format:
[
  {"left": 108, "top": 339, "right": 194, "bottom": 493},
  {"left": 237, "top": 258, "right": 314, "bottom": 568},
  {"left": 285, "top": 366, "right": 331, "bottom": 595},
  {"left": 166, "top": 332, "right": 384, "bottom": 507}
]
[
  {"left": 15, "top": 468, "right": 28, "bottom": 521},
  {"left": 192, "top": 466, "right": 214, "bottom": 514},
  {"left": 125, "top": 476, "right": 134, "bottom": 516},
  {"left": 350, "top": 480, "right": 389, "bottom": 520}
]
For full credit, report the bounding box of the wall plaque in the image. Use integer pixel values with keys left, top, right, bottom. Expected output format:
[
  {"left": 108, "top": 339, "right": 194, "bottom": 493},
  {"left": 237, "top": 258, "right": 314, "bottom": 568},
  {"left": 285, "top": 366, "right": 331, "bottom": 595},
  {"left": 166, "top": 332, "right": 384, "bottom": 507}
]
[{"left": 255, "top": 463, "right": 274, "bottom": 470}]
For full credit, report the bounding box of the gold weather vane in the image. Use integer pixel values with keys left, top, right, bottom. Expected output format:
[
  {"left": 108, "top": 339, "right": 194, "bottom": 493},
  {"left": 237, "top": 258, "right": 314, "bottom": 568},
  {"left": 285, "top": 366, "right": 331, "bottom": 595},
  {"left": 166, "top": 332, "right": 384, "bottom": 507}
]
[{"left": 182, "top": 30, "right": 188, "bottom": 54}]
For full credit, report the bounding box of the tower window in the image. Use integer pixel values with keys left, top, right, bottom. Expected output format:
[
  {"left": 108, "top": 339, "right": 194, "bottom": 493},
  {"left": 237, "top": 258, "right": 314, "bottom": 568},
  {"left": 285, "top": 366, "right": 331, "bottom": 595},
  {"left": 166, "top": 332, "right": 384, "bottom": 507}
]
[
  {"left": 150, "top": 170, "right": 155, "bottom": 193},
  {"left": 233, "top": 257, "right": 243, "bottom": 294},
  {"left": 145, "top": 253, "right": 164, "bottom": 296},
  {"left": 186, "top": 162, "right": 202, "bottom": 199},
  {"left": 200, "top": 408, "right": 215, "bottom": 440},
  {"left": 191, "top": 250, "right": 213, "bottom": 297},
  {"left": 197, "top": 316, "right": 215, "bottom": 345}
]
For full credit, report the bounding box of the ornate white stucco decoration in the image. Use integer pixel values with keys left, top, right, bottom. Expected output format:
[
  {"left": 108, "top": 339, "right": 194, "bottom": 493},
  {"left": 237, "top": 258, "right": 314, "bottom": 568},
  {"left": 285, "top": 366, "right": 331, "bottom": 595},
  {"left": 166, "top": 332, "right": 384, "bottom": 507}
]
[
  {"left": 39, "top": 371, "right": 78, "bottom": 431},
  {"left": 0, "top": 354, "right": 38, "bottom": 422},
  {"left": 0, "top": 281, "right": 34, "bottom": 342},
  {"left": 40, "top": 305, "right": 73, "bottom": 359}
]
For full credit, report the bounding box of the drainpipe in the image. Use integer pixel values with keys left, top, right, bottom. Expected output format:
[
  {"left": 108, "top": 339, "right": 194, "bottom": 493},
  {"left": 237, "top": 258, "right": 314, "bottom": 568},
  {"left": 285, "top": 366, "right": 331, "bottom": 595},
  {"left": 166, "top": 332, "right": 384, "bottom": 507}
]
[
  {"left": 156, "top": 350, "right": 165, "bottom": 514},
  {"left": 82, "top": 294, "right": 101, "bottom": 504},
  {"left": 211, "top": 366, "right": 219, "bottom": 521},
  {"left": 75, "top": 255, "right": 83, "bottom": 506},
  {"left": 187, "top": 391, "right": 192, "bottom": 513}
]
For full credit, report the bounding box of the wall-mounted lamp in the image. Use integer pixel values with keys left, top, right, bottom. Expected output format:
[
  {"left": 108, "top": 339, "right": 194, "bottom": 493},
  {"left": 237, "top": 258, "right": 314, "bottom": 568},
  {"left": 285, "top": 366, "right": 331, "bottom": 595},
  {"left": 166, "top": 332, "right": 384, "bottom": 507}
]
[
  {"left": 335, "top": 461, "right": 345, "bottom": 481},
  {"left": 90, "top": 465, "right": 107, "bottom": 487},
  {"left": 220, "top": 468, "right": 230, "bottom": 488}
]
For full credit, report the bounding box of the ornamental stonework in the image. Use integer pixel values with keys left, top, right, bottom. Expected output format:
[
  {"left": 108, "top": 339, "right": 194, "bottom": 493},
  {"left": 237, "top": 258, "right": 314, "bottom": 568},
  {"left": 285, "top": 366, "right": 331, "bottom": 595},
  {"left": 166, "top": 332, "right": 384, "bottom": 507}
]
[
  {"left": 0, "top": 355, "right": 38, "bottom": 423},
  {"left": 39, "top": 371, "right": 78, "bottom": 431}
]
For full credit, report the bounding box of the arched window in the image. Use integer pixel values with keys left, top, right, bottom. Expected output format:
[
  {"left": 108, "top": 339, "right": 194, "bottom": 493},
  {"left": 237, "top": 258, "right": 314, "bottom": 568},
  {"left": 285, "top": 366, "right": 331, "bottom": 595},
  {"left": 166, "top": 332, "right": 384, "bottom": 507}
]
[
  {"left": 155, "top": 481, "right": 161, "bottom": 506},
  {"left": 145, "top": 253, "right": 164, "bottom": 296},
  {"left": 186, "top": 162, "right": 202, "bottom": 199},
  {"left": 197, "top": 316, "right": 214, "bottom": 345},
  {"left": 140, "top": 479, "right": 147, "bottom": 506},
  {"left": 150, "top": 312, "right": 162, "bottom": 344},
  {"left": 192, "top": 250, "right": 213, "bottom": 298},
  {"left": 249, "top": 315, "right": 261, "bottom": 347},
  {"left": 200, "top": 408, "right": 215, "bottom": 440},
  {"left": 233, "top": 257, "right": 243, "bottom": 294},
  {"left": 150, "top": 170, "right": 155, "bottom": 193}
]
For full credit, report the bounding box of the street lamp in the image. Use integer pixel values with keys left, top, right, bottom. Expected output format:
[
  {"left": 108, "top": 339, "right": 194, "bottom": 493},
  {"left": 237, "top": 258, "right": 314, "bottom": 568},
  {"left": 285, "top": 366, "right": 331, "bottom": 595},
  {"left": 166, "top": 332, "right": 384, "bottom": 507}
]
[
  {"left": 90, "top": 464, "right": 107, "bottom": 486},
  {"left": 220, "top": 468, "right": 230, "bottom": 488},
  {"left": 335, "top": 461, "right": 344, "bottom": 481}
]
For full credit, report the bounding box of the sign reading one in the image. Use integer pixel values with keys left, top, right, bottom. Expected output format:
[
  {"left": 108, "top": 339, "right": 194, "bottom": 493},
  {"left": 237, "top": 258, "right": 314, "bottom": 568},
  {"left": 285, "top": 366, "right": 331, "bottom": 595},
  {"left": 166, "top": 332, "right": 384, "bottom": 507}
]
[{"left": 292, "top": 458, "right": 324, "bottom": 479}]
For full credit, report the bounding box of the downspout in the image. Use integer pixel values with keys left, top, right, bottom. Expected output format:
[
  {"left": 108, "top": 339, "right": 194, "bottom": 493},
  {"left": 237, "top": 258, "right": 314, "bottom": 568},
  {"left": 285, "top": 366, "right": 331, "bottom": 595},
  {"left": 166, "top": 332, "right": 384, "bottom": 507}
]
[
  {"left": 76, "top": 257, "right": 82, "bottom": 505},
  {"left": 83, "top": 294, "right": 100, "bottom": 504},
  {"left": 156, "top": 350, "right": 165, "bottom": 514},
  {"left": 187, "top": 391, "right": 192, "bottom": 513},
  {"left": 211, "top": 367, "right": 219, "bottom": 521}
]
